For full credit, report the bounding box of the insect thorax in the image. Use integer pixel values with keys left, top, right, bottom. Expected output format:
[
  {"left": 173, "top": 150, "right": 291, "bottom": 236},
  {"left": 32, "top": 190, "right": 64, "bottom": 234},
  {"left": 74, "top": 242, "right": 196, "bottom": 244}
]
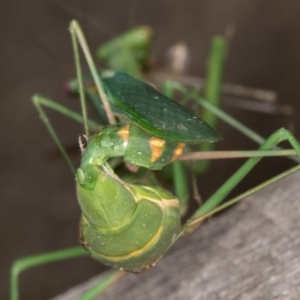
[{"left": 82, "top": 122, "right": 185, "bottom": 170}]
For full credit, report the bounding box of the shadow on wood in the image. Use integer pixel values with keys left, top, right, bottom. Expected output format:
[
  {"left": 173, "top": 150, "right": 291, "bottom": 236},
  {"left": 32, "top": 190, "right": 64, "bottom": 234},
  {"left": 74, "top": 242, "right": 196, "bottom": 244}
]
[{"left": 53, "top": 171, "right": 300, "bottom": 300}]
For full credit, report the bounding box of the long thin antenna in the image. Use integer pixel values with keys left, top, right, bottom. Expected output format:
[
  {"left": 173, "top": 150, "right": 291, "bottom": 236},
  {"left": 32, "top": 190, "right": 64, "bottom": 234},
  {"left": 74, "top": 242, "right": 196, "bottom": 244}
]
[
  {"left": 70, "top": 20, "right": 116, "bottom": 127},
  {"left": 70, "top": 22, "right": 90, "bottom": 138}
]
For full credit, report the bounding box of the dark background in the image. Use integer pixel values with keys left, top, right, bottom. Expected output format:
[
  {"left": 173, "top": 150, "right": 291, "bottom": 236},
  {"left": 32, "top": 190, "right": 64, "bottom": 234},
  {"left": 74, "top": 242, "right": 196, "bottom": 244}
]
[{"left": 1, "top": 1, "right": 300, "bottom": 299}]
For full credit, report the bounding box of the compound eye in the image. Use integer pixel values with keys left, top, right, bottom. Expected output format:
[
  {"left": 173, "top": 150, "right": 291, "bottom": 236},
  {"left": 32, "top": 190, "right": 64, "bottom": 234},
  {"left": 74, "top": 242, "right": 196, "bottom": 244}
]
[{"left": 76, "top": 168, "right": 85, "bottom": 185}]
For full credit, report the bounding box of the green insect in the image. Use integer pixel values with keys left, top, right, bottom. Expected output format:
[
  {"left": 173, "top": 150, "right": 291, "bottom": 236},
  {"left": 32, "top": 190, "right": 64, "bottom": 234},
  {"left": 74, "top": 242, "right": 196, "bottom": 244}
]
[
  {"left": 76, "top": 69, "right": 221, "bottom": 271},
  {"left": 10, "top": 20, "right": 300, "bottom": 300}
]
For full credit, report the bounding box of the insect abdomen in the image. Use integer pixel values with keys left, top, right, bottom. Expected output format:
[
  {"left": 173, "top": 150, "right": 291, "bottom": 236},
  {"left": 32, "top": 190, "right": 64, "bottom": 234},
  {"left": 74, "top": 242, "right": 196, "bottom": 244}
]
[{"left": 77, "top": 166, "right": 180, "bottom": 271}]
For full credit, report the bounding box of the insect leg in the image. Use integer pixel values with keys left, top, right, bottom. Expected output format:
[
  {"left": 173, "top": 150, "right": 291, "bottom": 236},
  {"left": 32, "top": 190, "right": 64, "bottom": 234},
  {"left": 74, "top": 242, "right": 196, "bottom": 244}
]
[
  {"left": 78, "top": 270, "right": 126, "bottom": 300},
  {"left": 162, "top": 83, "right": 189, "bottom": 216},
  {"left": 163, "top": 82, "right": 299, "bottom": 164},
  {"left": 194, "top": 35, "right": 227, "bottom": 174},
  {"left": 181, "top": 128, "right": 300, "bottom": 234},
  {"left": 32, "top": 94, "right": 101, "bottom": 175},
  {"left": 10, "top": 247, "right": 87, "bottom": 300}
]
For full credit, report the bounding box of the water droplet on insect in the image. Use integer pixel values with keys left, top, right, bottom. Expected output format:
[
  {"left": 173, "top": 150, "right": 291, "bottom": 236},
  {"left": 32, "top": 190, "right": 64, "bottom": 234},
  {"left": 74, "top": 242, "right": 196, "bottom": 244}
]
[{"left": 143, "top": 223, "right": 145, "bottom": 227}]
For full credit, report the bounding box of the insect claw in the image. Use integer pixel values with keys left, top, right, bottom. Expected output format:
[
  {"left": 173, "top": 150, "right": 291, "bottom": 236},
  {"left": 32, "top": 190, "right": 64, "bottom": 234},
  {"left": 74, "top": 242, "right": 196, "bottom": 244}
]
[
  {"left": 78, "top": 135, "right": 87, "bottom": 153},
  {"left": 102, "top": 164, "right": 126, "bottom": 185}
]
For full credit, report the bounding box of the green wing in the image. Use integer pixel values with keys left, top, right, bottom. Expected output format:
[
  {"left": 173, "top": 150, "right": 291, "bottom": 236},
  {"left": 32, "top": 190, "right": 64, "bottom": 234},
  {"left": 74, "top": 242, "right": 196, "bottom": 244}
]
[{"left": 102, "top": 71, "right": 222, "bottom": 143}]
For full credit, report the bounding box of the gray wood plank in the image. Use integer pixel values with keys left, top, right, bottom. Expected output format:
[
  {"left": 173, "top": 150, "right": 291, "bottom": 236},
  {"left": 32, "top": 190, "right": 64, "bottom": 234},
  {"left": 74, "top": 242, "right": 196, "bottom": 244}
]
[{"left": 53, "top": 170, "right": 300, "bottom": 300}]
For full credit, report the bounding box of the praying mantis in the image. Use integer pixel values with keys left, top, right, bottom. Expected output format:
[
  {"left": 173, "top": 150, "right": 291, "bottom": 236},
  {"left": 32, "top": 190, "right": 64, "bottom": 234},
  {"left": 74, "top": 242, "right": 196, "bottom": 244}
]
[{"left": 9, "top": 16, "right": 300, "bottom": 300}]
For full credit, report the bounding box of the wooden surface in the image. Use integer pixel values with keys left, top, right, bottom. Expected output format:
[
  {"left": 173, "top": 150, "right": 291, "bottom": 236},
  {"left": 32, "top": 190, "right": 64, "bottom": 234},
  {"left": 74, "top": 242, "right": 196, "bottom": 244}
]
[{"left": 53, "top": 170, "right": 300, "bottom": 300}]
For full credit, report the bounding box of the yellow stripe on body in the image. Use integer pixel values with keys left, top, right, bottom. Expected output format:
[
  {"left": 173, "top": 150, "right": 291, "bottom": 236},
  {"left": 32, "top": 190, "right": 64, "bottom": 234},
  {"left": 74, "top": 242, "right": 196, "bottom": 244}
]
[
  {"left": 149, "top": 137, "right": 165, "bottom": 162},
  {"left": 99, "top": 185, "right": 179, "bottom": 262},
  {"left": 99, "top": 225, "right": 164, "bottom": 262},
  {"left": 171, "top": 143, "right": 185, "bottom": 161},
  {"left": 118, "top": 124, "right": 130, "bottom": 142}
]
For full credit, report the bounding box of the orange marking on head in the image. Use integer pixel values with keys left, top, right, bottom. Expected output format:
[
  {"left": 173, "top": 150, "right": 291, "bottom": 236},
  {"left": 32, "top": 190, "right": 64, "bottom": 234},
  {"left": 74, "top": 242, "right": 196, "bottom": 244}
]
[
  {"left": 171, "top": 143, "right": 185, "bottom": 161},
  {"left": 149, "top": 137, "right": 165, "bottom": 162},
  {"left": 118, "top": 124, "right": 130, "bottom": 142}
]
